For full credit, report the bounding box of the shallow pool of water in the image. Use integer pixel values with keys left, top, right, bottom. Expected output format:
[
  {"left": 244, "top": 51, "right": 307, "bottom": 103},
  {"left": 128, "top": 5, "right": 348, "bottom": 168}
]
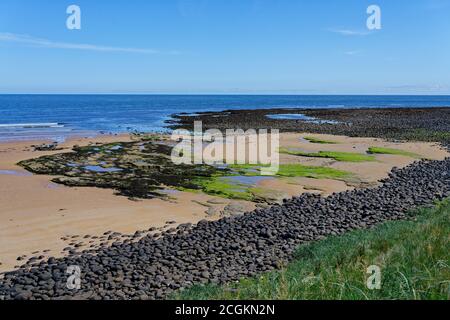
[
  {"left": 160, "top": 189, "right": 181, "bottom": 195},
  {"left": 83, "top": 165, "right": 123, "bottom": 173},
  {"left": 222, "top": 175, "right": 272, "bottom": 185},
  {"left": 266, "top": 113, "right": 339, "bottom": 124},
  {"left": 46, "top": 182, "right": 60, "bottom": 189},
  {"left": 0, "top": 169, "right": 32, "bottom": 176}
]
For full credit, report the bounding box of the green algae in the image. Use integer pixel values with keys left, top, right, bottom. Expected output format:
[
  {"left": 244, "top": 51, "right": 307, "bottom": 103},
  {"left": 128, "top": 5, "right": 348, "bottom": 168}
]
[
  {"left": 194, "top": 177, "right": 255, "bottom": 201},
  {"left": 230, "top": 163, "right": 352, "bottom": 180},
  {"left": 303, "top": 136, "right": 339, "bottom": 144},
  {"left": 276, "top": 164, "right": 352, "bottom": 179},
  {"left": 18, "top": 140, "right": 354, "bottom": 202},
  {"left": 367, "top": 147, "right": 422, "bottom": 158},
  {"left": 18, "top": 140, "right": 228, "bottom": 200},
  {"left": 279, "top": 148, "right": 376, "bottom": 162}
]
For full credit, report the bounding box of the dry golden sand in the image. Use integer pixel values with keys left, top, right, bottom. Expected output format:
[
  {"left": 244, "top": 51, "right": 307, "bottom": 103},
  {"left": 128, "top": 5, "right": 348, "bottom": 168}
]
[{"left": 0, "top": 133, "right": 447, "bottom": 273}]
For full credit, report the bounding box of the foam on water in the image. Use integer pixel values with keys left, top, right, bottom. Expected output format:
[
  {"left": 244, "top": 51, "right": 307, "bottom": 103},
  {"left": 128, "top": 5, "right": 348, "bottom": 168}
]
[{"left": 0, "top": 123, "right": 63, "bottom": 128}]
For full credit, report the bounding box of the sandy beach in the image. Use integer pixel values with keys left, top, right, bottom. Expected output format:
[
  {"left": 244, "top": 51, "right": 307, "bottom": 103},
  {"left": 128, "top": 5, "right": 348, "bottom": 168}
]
[
  {"left": 0, "top": 132, "right": 448, "bottom": 273},
  {"left": 0, "top": 133, "right": 448, "bottom": 272},
  {"left": 0, "top": 134, "right": 256, "bottom": 272}
]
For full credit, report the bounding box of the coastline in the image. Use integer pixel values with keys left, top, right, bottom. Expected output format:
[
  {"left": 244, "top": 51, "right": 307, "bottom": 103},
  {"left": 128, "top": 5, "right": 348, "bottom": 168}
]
[
  {"left": 0, "top": 106, "right": 449, "bottom": 300},
  {"left": 0, "top": 134, "right": 256, "bottom": 273},
  {"left": 2, "top": 144, "right": 449, "bottom": 300},
  {"left": 1, "top": 126, "right": 448, "bottom": 274}
]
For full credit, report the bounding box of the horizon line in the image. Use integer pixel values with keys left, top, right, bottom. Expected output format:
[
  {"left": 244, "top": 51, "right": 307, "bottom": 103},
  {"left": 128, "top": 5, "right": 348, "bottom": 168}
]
[{"left": 1, "top": 93, "right": 450, "bottom": 96}]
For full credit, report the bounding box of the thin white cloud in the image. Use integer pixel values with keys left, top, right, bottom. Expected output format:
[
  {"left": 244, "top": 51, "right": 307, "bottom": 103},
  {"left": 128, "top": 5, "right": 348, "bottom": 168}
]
[
  {"left": 0, "top": 32, "right": 174, "bottom": 54},
  {"left": 329, "top": 29, "right": 370, "bottom": 36},
  {"left": 344, "top": 50, "right": 361, "bottom": 56}
]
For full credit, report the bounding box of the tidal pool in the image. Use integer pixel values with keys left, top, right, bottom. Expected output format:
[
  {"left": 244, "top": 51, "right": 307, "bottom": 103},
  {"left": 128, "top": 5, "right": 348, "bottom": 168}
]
[
  {"left": 83, "top": 165, "right": 123, "bottom": 173},
  {"left": 222, "top": 175, "right": 272, "bottom": 186},
  {"left": 266, "top": 113, "right": 339, "bottom": 124},
  {"left": 0, "top": 169, "right": 32, "bottom": 176}
]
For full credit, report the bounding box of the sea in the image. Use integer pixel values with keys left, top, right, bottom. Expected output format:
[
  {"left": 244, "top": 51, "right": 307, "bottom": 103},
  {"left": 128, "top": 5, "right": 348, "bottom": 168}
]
[{"left": 0, "top": 95, "right": 449, "bottom": 142}]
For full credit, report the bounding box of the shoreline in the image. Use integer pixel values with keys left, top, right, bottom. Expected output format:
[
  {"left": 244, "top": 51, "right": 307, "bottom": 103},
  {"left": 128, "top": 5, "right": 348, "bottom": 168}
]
[
  {"left": 0, "top": 133, "right": 257, "bottom": 273},
  {"left": 0, "top": 128, "right": 448, "bottom": 273},
  {"left": 1, "top": 151, "right": 449, "bottom": 300},
  {"left": 0, "top": 106, "right": 449, "bottom": 300}
]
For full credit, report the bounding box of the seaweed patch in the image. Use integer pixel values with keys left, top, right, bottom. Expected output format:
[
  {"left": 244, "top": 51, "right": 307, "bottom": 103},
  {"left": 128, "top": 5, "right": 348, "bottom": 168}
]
[{"left": 18, "top": 139, "right": 229, "bottom": 200}]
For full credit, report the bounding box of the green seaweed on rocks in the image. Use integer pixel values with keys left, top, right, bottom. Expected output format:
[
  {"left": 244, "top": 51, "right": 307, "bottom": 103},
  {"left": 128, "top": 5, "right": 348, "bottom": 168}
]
[
  {"left": 303, "top": 136, "right": 338, "bottom": 144},
  {"left": 18, "top": 140, "right": 229, "bottom": 200},
  {"left": 230, "top": 163, "right": 353, "bottom": 180},
  {"left": 18, "top": 139, "right": 355, "bottom": 202},
  {"left": 400, "top": 129, "right": 450, "bottom": 143},
  {"left": 192, "top": 176, "right": 289, "bottom": 203},
  {"left": 279, "top": 148, "right": 376, "bottom": 162},
  {"left": 367, "top": 147, "right": 422, "bottom": 158},
  {"left": 193, "top": 176, "right": 255, "bottom": 201},
  {"left": 276, "top": 164, "right": 352, "bottom": 179}
]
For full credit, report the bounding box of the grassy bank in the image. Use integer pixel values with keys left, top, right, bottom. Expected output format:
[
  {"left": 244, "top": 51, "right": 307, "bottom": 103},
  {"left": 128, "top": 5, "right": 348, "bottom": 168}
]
[{"left": 174, "top": 200, "right": 450, "bottom": 300}]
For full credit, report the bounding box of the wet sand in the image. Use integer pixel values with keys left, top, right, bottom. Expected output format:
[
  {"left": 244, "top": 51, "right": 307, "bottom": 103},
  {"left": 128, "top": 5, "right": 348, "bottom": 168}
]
[
  {"left": 280, "top": 133, "right": 449, "bottom": 182},
  {"left": 0, "top": 133, "right": 447, "bottom": 273},
  {"left": 0, "top": 135, "right": 255, "bottom": 272}
]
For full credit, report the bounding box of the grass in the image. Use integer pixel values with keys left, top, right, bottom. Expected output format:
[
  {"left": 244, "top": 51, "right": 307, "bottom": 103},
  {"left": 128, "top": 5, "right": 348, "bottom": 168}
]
[
  {"left": 368, "top": 147, "right": 422, "bottom": 159},
  {"left": 279, "top": 148, "right": 376, "bottom": 162},
  {"left": 174, "top": 200, "right": 450, "bottom": 300},
  {"left": 304, "top": 136, "right": 339, "bottom": 144}
]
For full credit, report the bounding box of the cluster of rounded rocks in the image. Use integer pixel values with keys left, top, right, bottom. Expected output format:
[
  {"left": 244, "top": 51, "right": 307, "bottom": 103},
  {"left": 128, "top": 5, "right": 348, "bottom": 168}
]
[{"left": 0, "top": 156, "right": 449, "bottom": 300}]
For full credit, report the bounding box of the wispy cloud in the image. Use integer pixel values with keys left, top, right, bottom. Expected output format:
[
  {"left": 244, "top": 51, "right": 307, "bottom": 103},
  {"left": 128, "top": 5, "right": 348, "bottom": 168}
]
[
  {"left": 329, "top": 29, "right": 370, "bottom": 36},
  {"left": 0, "top": 32, "right": 177, "bottom": 54},
  {"left": 344, "top": 50, "right": 361, "bottom": 56}
]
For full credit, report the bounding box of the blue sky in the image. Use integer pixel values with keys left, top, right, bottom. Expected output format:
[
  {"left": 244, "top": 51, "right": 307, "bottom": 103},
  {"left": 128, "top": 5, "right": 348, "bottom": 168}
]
[{"left": 0, "top": 0, "right": 449, "bottom": 94}]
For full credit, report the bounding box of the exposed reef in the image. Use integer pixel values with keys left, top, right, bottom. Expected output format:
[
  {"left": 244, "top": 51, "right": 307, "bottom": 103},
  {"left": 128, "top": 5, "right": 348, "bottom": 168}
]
[
  {"left": 169, "top": 107, "right": 450, "bottom": 144},
  {"left": 18, "top": 140, "right": 225, "bottom": 200}
]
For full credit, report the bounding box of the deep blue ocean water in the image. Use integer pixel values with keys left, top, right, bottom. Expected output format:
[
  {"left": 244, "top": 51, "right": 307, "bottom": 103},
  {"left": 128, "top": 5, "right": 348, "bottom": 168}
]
[{"left": 0, "top": 95, "right": 449, "bottom": 141}]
